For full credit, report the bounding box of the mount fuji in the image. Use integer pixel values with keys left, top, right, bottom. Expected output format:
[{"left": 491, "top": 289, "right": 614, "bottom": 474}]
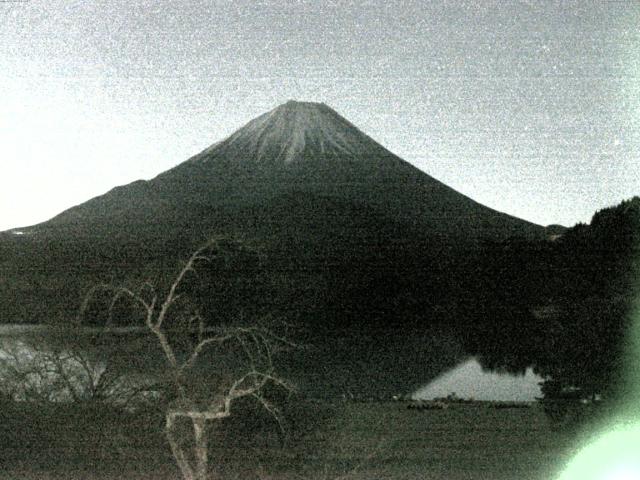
[
  {"left": 32, "top": 100, "right": 541, "bottom": 242},
  {"left": 0, "top": 101, "right": 547, "bottom": 395}
]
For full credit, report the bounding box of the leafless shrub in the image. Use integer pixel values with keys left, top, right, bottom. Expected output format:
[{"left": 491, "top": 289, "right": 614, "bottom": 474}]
[
  {"left": 79, "top": 239, "right": 295, "bottom": 480},
  {"left": 0, "top": 336, "right": 157, "bottom": 408}
]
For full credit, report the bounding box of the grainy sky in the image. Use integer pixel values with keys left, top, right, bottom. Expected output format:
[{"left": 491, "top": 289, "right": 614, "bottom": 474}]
[{"left": 1, "top": 0, "right": 638, "bottom": 231}]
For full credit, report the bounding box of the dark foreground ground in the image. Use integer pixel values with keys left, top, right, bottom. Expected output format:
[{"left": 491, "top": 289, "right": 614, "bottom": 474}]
[{"left": 0, "top": 400, "right": 583, "bottom": 480}]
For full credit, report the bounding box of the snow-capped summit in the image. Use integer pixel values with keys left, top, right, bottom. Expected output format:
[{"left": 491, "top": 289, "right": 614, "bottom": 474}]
[{"left": 195, "top": 100, "right": 391, "bottom": 167}]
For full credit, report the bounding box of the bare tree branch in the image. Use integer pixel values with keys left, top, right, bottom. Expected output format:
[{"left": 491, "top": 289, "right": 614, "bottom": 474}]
[
  {"left": 155, "top": 240, "right": 219, "bottom": 330},
  {"left": 74, "top": 238, "right": 297, "bottom": 480}
]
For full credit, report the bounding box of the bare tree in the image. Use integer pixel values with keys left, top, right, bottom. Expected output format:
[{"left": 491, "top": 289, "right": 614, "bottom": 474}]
[{"left": 79, "top": 239, "right": 294, "bottom": 480}]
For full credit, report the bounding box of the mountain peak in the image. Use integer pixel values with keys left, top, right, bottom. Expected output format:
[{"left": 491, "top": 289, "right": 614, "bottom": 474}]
[
  {"left": 280, "top": 99, "right": 327, "bottom": 110},
  {"left": 272, "top": 100, "right": 334, "bottom": 119},
  {"left": 202, "top": 101, "right": 385, "bottom": 166}
]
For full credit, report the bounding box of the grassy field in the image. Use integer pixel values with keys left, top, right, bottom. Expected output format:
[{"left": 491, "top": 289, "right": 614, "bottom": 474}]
[{"left": 0, "top": 400, "right": 583, "bottom": 480}]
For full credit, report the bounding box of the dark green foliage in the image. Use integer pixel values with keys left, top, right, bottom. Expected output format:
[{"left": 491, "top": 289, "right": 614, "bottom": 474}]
[{"left": 465, "top": 197, "right": 639, "bottom": 403}]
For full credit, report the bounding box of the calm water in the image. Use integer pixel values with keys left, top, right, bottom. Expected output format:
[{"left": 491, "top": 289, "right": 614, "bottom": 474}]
[
  {"left": 413, "top": 358, "right": 543, "bottom": 401},
  {"left": 1, "top": 325, "right": 543, "bottom": 402}
]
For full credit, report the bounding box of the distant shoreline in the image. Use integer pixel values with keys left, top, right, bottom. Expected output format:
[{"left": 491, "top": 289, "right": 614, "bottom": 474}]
[{"left": 0, "top": 324, "right": 148, "bottom": 337}]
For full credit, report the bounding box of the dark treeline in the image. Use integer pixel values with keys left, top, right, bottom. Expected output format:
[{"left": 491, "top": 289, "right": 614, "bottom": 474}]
[{"left": 461, "top": 196, "right": 640, "bottom": 401}]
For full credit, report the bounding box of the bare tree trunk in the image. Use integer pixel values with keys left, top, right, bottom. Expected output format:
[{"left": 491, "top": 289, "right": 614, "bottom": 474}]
[
  {"left": 166, "top": 413, "right": 195, "bottom": 480},
  {"left": 166, "top": 411, "right": 217, "bottom": 480},
  {"left": 193, "top": 416, "right": 209, "bottom": 480}
]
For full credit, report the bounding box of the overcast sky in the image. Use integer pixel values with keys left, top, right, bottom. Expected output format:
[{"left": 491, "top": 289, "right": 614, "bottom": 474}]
[{"left": 1, "top": 0, "right": 638, "bottom": 231}]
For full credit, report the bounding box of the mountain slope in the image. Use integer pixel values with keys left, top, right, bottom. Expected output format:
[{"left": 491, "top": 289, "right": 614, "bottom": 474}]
[{"left": 32, "top": 101, "right": 542, "bottom": 243}]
